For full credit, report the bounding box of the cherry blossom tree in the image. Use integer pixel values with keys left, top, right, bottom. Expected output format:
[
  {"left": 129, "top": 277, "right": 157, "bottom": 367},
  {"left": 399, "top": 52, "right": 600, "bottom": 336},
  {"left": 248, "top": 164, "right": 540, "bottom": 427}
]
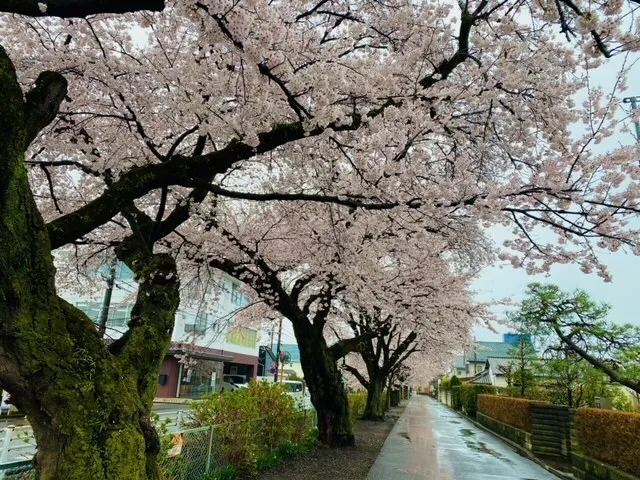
[
  {"left": 340, "top": 265, "right": 485, "bottom": 419},
  {"left": 1, "top": 0, "right": 640, "bottom": 478}
]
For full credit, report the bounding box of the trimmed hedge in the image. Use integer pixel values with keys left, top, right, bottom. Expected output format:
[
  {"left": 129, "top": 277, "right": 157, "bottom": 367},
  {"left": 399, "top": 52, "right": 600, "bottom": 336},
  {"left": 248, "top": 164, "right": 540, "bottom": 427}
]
[
  {"left": 477, "top": 395, "right": 548, "bottom": 432},
  {"left": 459, "top": 385, "right": 497, "bottom": 417},
  {"left": 575, "top": 408, "right": 640, "bottom": 476}
]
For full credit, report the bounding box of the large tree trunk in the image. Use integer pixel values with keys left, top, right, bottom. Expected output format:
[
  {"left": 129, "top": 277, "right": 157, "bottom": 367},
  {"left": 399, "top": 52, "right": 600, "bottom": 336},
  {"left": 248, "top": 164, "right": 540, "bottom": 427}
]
[
  {"left": 292, "top": 323, "right": 354, "bottom": 447},
  {"left": 0, "top": 46, "right": 180, "bottom": 479},
  {"left": 362, "top": 377, "right": 386, "bottom": 421}
]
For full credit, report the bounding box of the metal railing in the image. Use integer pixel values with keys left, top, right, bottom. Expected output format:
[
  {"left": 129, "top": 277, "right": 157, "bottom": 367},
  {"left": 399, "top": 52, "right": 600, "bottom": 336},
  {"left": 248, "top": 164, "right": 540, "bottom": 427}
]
[
  {"left": 0, "top": 411, "right": 184, "bottom": 466},
  {"left": 0, "top": 460, "right": 35, "bottom": 480},
  {"left": 0, "top": 427, "right": 36, "bottom": 466}
]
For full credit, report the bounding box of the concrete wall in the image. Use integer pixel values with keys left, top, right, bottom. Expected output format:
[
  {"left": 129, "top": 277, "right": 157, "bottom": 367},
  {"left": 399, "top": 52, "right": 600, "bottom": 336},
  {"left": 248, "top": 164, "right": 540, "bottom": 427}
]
[
  {"left": 477, "top": 401, "right": 640, "bottom": 480},
  {"left": 571, "top": 452, "right": 639, "bottom": 480},
  {"left": 477, "top": 412, "right": 533, "bottom": 451}
]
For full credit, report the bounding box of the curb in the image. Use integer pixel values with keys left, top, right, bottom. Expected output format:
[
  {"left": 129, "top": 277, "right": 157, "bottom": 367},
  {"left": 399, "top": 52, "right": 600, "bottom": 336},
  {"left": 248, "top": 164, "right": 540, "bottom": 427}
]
[{"left": 435, "top": 400, "right": 573, "bottom": 480}]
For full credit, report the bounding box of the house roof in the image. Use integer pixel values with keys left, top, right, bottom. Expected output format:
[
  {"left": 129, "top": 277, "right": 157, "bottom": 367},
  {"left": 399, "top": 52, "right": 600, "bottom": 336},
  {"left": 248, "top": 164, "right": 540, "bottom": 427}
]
[
  {"left": 486, "top": 357, "right": 513, "bottom": 373},
  {"left": 469, "top": 341, "right": 515, "bottom": 362},
  {"left": 467, "top": 368, "right": 492, "bottom": 385}
]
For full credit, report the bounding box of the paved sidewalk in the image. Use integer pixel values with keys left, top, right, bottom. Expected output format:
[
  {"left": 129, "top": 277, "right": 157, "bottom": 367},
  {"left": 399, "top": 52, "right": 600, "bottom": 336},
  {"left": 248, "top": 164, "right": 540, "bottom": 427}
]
[{"left": 367, "top": 395, "right": 559, "bottom": 479}]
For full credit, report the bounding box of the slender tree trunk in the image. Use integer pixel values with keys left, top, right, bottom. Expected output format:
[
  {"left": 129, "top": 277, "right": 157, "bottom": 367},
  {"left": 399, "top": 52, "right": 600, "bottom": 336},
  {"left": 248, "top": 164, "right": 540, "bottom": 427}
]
[
  {"left": 362, "top": 377, "right": 386, "bottom": 420},
  {"left": 0, "top": 47, "right": 180, "bottom": 479},
  {"left": 292, "top": 323, "right": 354, "bottom": 447}
]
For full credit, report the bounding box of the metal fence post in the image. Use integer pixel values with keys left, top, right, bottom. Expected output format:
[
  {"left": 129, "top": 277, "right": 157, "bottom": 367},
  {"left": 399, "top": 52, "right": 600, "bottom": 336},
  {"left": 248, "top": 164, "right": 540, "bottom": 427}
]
[
  {"left": 205, "top": 426, "right": 215, "bottom": 474},
  {"left": 177, "top": 410, "right": 183, "bottom": 428},
  {"left": 1, "top": 426, "right": 14, "bottom": 464}
]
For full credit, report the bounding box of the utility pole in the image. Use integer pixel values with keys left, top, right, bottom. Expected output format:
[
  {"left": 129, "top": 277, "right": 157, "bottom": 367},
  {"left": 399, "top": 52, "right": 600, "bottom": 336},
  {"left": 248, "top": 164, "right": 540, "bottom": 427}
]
[
  {"left": 97, "top": 258, "right": 117, "bottom": 338},
  {"left": 473, "top": 336, "right": 477, "bottom": 375},
  {"left": 269, "top": 325, "right": 275, "bottom": 351},
  {"left": 623, "top": 96, "right": 640, "bottom": 142},
  {"left": 273, "top": 317, "right": 283, "bottom": 383}
]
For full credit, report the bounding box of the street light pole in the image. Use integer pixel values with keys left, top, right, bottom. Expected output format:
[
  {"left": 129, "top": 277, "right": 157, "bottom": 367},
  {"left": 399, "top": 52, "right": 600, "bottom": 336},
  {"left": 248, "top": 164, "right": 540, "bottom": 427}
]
[
  {"left": 623, "top": 96, "right": 640, "bottom": 143},
  {"left": 273, "top": 317, "right": 283, "bottom": 383}
]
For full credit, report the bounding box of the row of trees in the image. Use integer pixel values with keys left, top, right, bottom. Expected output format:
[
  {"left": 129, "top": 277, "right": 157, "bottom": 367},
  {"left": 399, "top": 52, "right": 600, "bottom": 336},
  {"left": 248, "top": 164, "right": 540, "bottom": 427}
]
[{"left": 0, "top": 0, "right": 639, "bottom": 478}]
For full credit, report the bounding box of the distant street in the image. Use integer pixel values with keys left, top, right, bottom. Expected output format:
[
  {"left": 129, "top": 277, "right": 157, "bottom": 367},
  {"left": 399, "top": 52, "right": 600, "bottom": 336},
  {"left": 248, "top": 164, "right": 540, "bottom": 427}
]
[{"left": 368, "top": 396, "right": 559, "bottom": 479}]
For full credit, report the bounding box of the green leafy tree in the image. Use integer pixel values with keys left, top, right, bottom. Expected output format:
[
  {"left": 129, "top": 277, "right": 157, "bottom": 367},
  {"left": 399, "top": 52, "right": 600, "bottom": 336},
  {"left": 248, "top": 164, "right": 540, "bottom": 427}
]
[
  {"left": 504, "top": 329, "right": 540, "bottom": 398},
  {"left": 516, "top": 284, "right": 640, "bottom": 395}
]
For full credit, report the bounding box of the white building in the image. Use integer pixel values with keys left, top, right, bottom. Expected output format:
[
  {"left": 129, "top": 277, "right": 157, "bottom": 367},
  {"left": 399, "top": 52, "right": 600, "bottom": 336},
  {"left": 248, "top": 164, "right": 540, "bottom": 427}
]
[{"left": 64, "top": 262, "right": 259, "bottom": 400}]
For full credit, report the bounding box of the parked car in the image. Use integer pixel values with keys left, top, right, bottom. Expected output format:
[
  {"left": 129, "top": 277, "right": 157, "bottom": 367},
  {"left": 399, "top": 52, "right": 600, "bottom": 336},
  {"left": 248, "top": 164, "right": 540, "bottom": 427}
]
[{"left": 222, "top": 375, "right": 249, "bottom": 390}]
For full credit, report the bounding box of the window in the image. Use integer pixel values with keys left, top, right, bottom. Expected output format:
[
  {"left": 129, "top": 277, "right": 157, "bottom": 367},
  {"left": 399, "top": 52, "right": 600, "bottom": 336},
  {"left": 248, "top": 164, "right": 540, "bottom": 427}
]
[
  {"left": 226, "top": 327, "right": 257, "bottom": 348},
  {"left": 185, "top": 311, "right": 207, "bottom": 335},
  {"left": 116, "top": 263, "right": 134, "bottom": 281},
  {"left": 231, "top": 282, "right": 243, "bottom": 305},
  {"left": 108, "top": 305, "right": 130, "bottom": 328},
  {"left": 75, "top": 301, "right": 102, "bottom": 322}
]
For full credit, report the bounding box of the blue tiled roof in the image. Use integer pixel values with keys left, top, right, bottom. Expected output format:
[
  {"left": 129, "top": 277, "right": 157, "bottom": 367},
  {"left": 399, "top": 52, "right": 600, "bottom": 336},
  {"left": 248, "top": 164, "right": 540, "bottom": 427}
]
[{"left": 470, "top": 341, "right": 516, "bottom": 362}]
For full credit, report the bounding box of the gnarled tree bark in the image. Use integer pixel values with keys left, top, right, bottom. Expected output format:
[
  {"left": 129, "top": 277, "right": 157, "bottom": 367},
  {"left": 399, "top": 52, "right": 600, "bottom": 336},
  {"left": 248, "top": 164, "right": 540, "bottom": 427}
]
[{"left": 0, "top": 46, "right": 180, "bottom": 479}]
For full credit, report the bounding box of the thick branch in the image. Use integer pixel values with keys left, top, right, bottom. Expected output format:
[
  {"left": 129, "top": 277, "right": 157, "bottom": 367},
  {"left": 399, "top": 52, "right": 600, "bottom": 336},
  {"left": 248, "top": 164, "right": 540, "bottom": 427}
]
[
  {"left": 24, "top": 71, "right": 68, "bottom": 146},
  {"left": 329, "top": 333, "right": 377, "bottom": 361},
  {"left": 47, "top": 117, "right": 361, "bottom": 249},
  {"left": 343, "top": 364, "right": 369, "bottom": 388},
  {"left": 552, "top": 324, "right": 640, "bottom": 394},
  {"left": 384, "top": 331, "right": 418, "bottom": 375}
]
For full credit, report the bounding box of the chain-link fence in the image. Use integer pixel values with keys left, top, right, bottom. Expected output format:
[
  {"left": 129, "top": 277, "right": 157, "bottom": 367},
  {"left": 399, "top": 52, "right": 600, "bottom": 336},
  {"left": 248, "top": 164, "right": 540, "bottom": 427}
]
[
  {"left": 159, "top": 408, "right": 317, "bottom": 479},
  {"left": 0, "top": 409, "right": 316, "bottom": 480},
  {"left": 158, "top": 426, "right": 211, "bottom": 480}
]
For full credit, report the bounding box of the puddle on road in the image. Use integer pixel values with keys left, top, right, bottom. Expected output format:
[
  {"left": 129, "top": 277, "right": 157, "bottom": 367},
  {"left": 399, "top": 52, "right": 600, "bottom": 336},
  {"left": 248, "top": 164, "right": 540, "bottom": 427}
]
[
  {"left": 463, "top": 439, "right": 513, "bottom": 465},
  {"left": 459, "top": 428, "right": 475, "bottom": 437},
  {"left": 449, "top": 420, "right": 461, "bottom": 425}
]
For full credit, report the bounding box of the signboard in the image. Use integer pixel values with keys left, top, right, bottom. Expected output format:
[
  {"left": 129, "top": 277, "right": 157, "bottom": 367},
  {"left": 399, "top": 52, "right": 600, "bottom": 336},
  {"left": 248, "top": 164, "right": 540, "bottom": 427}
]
[
  {"left": 167, "top": 433, "right": 184, "bottom": 457},
  {"left": 269, "top": 367, "right": 277, "bottom": 375}
]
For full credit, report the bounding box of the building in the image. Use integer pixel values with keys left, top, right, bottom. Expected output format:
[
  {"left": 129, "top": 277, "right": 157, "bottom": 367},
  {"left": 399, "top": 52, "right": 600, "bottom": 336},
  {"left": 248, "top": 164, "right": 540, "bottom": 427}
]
[
  {"left": 65, "top": 262, "right": 259, "bottom": 400},
  {"left": 448, "top": 334, "right": 534, "bottom": 386},
  {"left": 258, "top": 343, "right": 303, "bottom": 379}
]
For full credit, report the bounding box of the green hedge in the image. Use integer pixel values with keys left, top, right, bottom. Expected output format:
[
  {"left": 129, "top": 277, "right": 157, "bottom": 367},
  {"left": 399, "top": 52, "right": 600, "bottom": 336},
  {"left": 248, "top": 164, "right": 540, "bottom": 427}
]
[
  {"left": 575, "top": 408, "right": 640, "bottom": 476},
  {"left": 477, "top": 395, "right": 548, "bottom": 432},
  {"left": 348, "top": 390, "right": 367, "bottom": 429},
  {"left": 459, "top": 385, "right": 497, "bottom": 417}
]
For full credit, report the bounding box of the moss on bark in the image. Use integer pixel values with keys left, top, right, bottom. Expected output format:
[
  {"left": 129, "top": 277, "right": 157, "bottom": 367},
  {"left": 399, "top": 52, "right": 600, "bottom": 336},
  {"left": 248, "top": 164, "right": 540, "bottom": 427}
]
[
  {"left": 0, "top": 44, "right": 180, "bottom": 480},
  {"left": 362, "top": 378, "right": 386, "bottom": 421}
]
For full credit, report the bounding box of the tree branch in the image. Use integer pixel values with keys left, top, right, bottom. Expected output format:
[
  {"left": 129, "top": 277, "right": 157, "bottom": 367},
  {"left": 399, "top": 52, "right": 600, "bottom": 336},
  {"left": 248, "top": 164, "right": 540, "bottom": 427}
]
[
  {"left": 329, "top": 333, "right": 377, "bottom": 361},
  {"left": 551, "top": 323, "right": 640, "bottom": 394},
  {"left": 24, "top": 71, "right": 68, "bottom": 146},
  {"left": 343, "top": 364, "right": 369, "bottom": 388}
]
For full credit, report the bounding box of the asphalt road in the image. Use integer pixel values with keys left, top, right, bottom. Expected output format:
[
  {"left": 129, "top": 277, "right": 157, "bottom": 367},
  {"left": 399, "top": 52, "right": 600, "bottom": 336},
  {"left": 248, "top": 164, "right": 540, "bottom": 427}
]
[{"left": 368, "top": 395, "right": 559, "bottom": 479}]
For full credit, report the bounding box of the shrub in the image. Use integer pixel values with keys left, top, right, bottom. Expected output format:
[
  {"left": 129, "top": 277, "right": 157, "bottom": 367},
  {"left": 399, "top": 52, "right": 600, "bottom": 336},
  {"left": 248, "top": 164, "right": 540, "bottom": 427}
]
[
  {"left": 440, "top": 378, "right": 450, "bottom": 392},
  {"left": 203, "top": 466, "right": 238, "bottom": 480},
  {"left": 348, "top": 390, "right": 367, "bottom": 428},
  {"left": 451, "top": 386, "right": 462, "bottom": 411},
  {"left": 477, "top": 395, "right": 548, "bottom": 432},
  {"left": 575, "top": 408, "right": 640, "bottom": 476},
  {"left": 185, "top": 381, "right": 313, "bottom": 476},
  {"left": 459, "top": 385, "right": 497, "bottom": 417},
  {"left": 502, "top": 386, "right": 551, "bottom": 402}
]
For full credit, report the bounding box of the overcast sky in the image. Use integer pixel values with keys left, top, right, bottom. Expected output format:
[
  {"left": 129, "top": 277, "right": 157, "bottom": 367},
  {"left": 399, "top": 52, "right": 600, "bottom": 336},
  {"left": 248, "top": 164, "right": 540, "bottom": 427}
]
[{"left": 474, "top": 46, "right": 640, "bottom": 341}]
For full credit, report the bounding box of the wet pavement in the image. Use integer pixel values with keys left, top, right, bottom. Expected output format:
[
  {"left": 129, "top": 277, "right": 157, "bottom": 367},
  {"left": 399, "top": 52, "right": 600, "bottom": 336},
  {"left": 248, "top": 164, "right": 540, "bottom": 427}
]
[{"left": 367, "top": 395, "right": 559, "bottom": 480}]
